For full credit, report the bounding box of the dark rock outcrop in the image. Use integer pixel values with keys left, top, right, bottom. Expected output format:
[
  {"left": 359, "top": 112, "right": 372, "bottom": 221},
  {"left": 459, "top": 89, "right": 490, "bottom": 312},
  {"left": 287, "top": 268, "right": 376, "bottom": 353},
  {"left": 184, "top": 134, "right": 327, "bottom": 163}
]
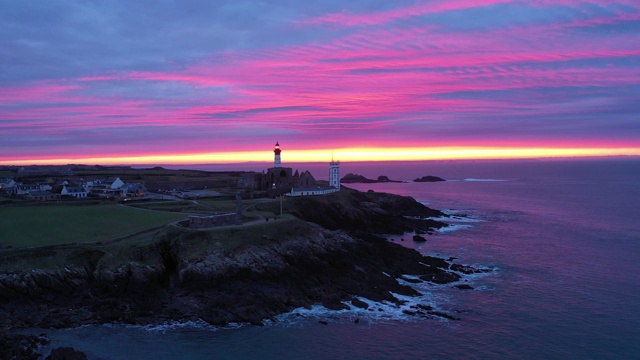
[
  {"left": 287, "top": 187, "right": 446, "bottom": 235},
  {"left": 455, "top": 284, "right": 474, "bottom": 290},
  {"left": 450, "top": 264, "right": 492, "bottom": 274},
  {"left": 340, "top": 173, "right": 402, "bottom": 183},
  {"left": 0, "top": 332, "right": 49, "bottom": 360},
  {"left": 46, "top": 347, "right": 88, "bottom": 360},
  {"left": 413, "top": 176, "right": 446, "bottom": 182},
  {"left": 413, "top": 235, "right": 427, "bottom": 242}
]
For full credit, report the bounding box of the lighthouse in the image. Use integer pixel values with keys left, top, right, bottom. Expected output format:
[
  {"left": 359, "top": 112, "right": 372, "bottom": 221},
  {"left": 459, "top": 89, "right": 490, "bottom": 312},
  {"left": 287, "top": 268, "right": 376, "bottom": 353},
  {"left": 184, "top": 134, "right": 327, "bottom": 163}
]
[{"left": 274, "top": 141, "right": 282, "bottom": 168}]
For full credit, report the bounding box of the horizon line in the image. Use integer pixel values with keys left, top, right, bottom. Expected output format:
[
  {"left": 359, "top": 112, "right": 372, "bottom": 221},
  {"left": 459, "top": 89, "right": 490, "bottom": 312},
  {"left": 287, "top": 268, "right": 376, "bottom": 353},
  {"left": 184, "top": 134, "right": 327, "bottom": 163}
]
[{"left": 2, "top": 146, "right": 640, "bottom": 167}]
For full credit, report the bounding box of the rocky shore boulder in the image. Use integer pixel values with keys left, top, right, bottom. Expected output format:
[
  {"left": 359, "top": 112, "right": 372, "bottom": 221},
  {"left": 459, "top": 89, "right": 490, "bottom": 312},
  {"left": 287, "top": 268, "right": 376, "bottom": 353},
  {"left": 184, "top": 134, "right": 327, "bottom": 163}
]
[{"left": 413, "top": 235, "right": 427, "bottom": 242}]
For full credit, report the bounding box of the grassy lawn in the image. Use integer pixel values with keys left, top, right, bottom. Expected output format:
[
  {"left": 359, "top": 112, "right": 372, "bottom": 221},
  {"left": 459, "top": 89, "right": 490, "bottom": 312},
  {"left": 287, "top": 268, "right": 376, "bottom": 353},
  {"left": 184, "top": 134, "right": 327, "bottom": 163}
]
[
  {"left": 176, "top": 216, "right": 310, "bottom": 255},
  {"left": 127, "top": 200, "right": 212, "bottom": 213},
  {"left": 0, "top": 204, "right": 186, "bottom": 247},
  {"left": 0, "top": 216, "right": 307, "bottom": 272}
]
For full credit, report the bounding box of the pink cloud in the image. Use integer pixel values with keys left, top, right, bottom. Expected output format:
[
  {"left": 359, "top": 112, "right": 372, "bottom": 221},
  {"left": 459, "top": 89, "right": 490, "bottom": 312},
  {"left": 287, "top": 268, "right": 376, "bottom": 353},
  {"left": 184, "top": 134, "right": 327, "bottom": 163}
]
[
  {"left": 0, "top": 83, "right": 81, "bottom": 104},
  {"left": 297, "top": 0, "right": 514, "bottom": 27},
  {"left": 2, "top": 0, "right": 638, "bottom": 163}
]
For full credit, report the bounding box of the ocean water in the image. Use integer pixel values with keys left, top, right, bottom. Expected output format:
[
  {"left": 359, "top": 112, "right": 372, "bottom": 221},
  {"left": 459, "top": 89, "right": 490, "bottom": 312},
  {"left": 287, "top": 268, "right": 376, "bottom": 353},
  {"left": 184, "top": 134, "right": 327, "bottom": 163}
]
[{"left": 38, "top": 159, "right": 640, "bottom": 359}]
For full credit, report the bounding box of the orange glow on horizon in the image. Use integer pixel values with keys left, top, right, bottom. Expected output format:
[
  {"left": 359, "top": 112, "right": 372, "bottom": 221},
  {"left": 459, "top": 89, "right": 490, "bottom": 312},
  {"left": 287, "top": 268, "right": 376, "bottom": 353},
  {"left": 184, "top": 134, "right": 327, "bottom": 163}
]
[{"left": 2, "top": 146, "right": 640, "bottom": 166}]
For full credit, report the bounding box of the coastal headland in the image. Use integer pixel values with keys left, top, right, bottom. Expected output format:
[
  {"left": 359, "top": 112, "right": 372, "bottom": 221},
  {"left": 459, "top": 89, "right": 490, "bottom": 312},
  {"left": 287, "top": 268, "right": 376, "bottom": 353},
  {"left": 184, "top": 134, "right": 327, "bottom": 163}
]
[{"left": 0, "top": 166, "right": 486, "bottom": 357}]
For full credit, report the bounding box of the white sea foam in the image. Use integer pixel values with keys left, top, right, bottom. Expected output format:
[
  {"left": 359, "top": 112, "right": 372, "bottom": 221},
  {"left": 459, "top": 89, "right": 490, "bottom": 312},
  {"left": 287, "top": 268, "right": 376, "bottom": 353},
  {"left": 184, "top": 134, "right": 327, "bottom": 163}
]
[
  {"left": 430, "top": 215, "right": 482, "bottom": 224},
  {"left": 426, "top": 211, "right": 481, "bottom": 233},
  {"left": 80, "top": 266, "right": 495, "bottom": 333},
  {"left": 273, "top": 266, "right": 496, "bottom": 327},
  {"left": 139, "top": 320, "right": 223, "bottom": 333},
  {"left": 98, "top": 319, "right": 245, "bottom": 334},
  {"left": 438, "top": 224, "right": 473, "bottom": 233}
]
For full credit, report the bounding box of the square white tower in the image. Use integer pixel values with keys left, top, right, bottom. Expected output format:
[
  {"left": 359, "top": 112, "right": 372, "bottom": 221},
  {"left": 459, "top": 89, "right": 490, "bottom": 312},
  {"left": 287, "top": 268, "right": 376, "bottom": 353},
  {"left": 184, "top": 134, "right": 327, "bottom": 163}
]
[{"left": 329, "top": 160, "right": 340, "bottom": 190}]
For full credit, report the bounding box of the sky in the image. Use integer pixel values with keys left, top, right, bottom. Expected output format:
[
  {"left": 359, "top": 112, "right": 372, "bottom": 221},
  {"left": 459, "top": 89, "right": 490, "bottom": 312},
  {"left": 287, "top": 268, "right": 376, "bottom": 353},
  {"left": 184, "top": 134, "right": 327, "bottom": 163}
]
[{"left": 1, "top": 0, "right": 639, "bottom": 165}]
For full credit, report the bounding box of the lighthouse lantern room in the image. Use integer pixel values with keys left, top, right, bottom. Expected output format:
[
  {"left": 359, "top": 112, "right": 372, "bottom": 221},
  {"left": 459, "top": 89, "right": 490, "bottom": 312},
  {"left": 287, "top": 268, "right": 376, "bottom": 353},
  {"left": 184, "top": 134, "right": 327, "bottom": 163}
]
[{"left": 274, "top": 142, "right": 282, "bottom": 168}]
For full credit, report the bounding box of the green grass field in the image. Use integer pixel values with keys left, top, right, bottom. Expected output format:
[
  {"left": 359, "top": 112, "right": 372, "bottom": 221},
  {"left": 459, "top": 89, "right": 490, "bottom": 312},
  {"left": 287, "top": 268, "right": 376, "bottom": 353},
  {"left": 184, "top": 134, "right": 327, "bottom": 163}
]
[
  {"left": 0, "top": 204, "right": 186, "bottom": 247},
  {"left": 128, "top": 200, "right": 213, "bottom": 213}
]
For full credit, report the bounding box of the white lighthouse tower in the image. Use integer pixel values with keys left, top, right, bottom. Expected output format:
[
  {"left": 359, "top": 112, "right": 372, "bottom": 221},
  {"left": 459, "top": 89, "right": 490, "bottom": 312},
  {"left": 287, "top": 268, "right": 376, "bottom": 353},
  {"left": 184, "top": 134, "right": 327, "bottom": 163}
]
[
  {"left": 329, "top": 158, "right": 340, "bottom": 190},
  {"left": 274, "top": 141, "right": 282, "bottom": 168}
]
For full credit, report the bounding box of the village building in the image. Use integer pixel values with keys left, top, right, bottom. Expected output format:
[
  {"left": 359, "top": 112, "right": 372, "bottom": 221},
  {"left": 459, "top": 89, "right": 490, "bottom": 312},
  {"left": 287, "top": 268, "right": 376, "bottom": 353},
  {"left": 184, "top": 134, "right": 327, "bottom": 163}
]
[
  {"left": 121, "top": 183, "right": 147, "bottom": 197},
  {"left": 61, "top": 185, "right": 88, "bottom": 198},
  {"left": 28, "top": 190, "right": 61, "bottom": 202},
  {"left": 0, "top": 178, "right": 15, "bottom": 189},
  {"left": 16, "top": 184, "right": 51, "bottom": 196},
  {"left": 0, "top": 178, "right": 16, "bottom": 195},
  {"left": 88, "top": 177, "right": 126, "bottom": 198}
]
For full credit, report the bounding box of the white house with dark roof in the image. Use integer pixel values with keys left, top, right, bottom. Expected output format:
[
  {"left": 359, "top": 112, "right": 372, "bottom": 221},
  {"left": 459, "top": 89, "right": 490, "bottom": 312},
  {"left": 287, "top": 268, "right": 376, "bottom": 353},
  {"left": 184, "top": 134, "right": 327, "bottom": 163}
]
[
  {"left": 61, "top": 185, "right": 88, "bottom": 198},
  {"left": 0, "top": 178, "right": 16, "bottom": 195},
  {"left": 0, "top": 178, "right": 15, "bottom": 189},
  {"left": 89, "top": 177, "right": 126, "bottom": 197}
]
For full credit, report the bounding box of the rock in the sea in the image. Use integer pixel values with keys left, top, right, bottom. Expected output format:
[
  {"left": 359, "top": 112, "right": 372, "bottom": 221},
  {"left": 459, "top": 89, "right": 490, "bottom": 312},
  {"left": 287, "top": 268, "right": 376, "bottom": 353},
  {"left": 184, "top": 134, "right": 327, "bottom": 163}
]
[
  {"left": 341, "top": 173, "right": 376, "bottom": 183},
  {"left": 427, "top": 310, "right": 460, "bottom": 321},
  {"left": 420, "top": 271, "right": 461, "bottom": 284},
  {"left": 450, "top": 264, "right": 491, "bottom": 274},
  {"left": 413, "top": 175, "right": 446, "bottom": 182},
  {"left": 340, "top": 173, "right": 401, "bottom": 183},
  {"left": 412, "top": 235, "right": 427, "bottom": 242},
  {"left": 455, "top": 284, "right": 474, "bottom": 290},
  {"left": 46, "top": 347, "right": 88, "bottom": 360},
  {"left": 351, "top": 297, "right": 369, "bottom": 309}
]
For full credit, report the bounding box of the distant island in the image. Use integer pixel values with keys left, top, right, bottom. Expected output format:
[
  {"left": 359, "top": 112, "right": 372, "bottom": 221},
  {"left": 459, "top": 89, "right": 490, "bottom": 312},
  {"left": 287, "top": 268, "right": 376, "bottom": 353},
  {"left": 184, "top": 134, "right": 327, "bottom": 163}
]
[
  {"left": 340, "top": 173, "right": 446, "bottom": 183},
  {"left": 340, "top": 173, "right": 403, "bottom": 183},
  {"left": 413, "top": 175, "right": 446, "bottom": 182}
]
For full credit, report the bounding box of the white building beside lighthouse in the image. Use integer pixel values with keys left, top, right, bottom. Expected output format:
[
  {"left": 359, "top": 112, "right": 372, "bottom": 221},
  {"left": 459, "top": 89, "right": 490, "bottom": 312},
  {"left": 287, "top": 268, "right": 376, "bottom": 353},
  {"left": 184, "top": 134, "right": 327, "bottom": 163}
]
[
  {"left": 329, "top": 159, "right": 340, "bottom": 191},
  {"left": 288, "top": 157, "right": 341, "bottom": 197}
]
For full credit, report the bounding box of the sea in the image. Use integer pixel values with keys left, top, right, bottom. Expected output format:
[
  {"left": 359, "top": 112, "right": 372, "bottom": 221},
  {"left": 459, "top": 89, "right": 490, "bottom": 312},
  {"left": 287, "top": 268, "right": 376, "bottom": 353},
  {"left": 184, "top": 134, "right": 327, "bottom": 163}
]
[{"left": 35, "top": 158, "right": 640, "bottom": 359}]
